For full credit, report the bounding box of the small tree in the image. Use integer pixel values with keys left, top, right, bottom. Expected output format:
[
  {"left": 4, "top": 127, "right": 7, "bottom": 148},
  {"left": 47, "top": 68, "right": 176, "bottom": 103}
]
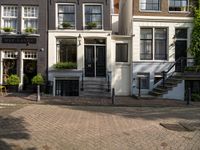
[
  {"left": 6, "top": 74, "right": 20, "bottom": 86},
  {"left": 32, "top": 74, "right": 44, "bottom": 101},
  {"left": 189, "top": 0, "right": 200, "bottom": 65}
]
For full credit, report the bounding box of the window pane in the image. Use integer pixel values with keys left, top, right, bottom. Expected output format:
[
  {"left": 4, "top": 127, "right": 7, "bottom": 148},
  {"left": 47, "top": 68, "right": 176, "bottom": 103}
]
[
  {"left": 169, "top": 0, "right": 188, "bottom": 11},
  {"left": 140, "top": 0, "right": 160, "bottom": 10},
  {"left": 56, "top": 39, "right": 77, "bottom": 63},
  {"left": 85, "top": 5, "right": 102, "bottom": 29},
  {"left": 116, "top": 44, "right": 128, "bottom": 62},
  {"left": 175, "top": 28, "right": 187, "bottom": 39},
  {"left": 137, "top": 73, "right": 150, "bottom": 89},
  {"left": 58, "top": 5, "right": 75, "bottom": 29}
]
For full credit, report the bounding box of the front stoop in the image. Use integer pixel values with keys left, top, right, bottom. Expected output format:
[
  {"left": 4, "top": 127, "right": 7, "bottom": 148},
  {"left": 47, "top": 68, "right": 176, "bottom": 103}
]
[{"left": 80, "top": 77, "right": 111, "bottom": 98}]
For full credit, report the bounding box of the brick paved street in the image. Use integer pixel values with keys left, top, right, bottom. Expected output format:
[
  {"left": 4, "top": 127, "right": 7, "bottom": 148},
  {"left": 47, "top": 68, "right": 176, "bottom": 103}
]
[{"left": 0, "top": 99, "right": 199, "bottom": 150}]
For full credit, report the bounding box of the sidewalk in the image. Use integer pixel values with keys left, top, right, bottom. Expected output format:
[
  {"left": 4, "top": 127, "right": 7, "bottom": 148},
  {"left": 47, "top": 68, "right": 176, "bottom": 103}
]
[{"left": 0, "top": 93, "right": 199, "bottom": 107}]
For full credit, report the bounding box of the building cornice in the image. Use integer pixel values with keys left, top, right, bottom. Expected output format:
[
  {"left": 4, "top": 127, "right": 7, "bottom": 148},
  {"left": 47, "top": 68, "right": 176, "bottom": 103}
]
[{"left": 132, "top": 16, "right": 193, "bottom": 23}]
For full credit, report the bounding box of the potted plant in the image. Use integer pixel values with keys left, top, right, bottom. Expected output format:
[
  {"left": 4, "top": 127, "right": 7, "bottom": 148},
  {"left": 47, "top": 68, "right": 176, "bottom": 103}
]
[
  {"left": 6, "top": 74, "right": 20, "bottom": 92},
  {"left": 32, "top": 74, "right": 44, "bottom": 101},
  {"left": 86, "top": 22, "right": 97, "bottom": 29},
  {"left": 53, "top": 62, "right": 77, "bottom": 69},
  {"left": 24, "top": 27, "right": 36, "bottom": 34},
  {"left": 61, "top": 22, "right": 71, "bottom": 29},
  {"left": 2, "top": 27, "right": 13, "bottom": 33}
]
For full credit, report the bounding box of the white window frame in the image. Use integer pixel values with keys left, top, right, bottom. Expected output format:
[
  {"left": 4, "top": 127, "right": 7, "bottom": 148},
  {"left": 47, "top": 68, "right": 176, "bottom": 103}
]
[
  {"left": 83, "top": 3, "right": 104, "bottom": 30},
  {"left": 23, "top": 50, "right": 38, "bottom": 60},
  {"left": 55, "top": 3, "right": 76, "bottom": 30},
  {"left": 140, "top": 27, "right": 168, "bottom": 61},
  {"left": 22, "top": 6, "right": 39, "bottom": 33},
  {"left": 3, "top": 50, "right": 18, "bottom": 59},
  {"left": 168, "top": 0, "right": 190, "bottom": 12},
  {"left": 139, "top": 0, "right": 161, "bottom": 12},
  {"left": 1, "top": 5, "right": 18, "bottom": 32}
]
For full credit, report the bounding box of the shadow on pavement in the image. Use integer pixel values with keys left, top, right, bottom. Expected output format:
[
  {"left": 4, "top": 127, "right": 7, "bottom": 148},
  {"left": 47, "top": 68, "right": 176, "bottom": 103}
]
[{"left": 0, "top": 116, "right": 36, "bottom": 150}]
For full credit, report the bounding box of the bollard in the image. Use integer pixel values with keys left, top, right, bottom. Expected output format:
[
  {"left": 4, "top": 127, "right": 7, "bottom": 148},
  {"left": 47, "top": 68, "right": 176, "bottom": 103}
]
[
  {"left": 112, "top": 88, "right": 115, "bottom": 105},
  {"left": 187, "top": 88, "right": 191, "bottom": 105},
  {"left": 37, "top": 85, "right": 40, "bottom": 101},
  {"left": 138, "top": 77, "right": 141, "bottom": 97}
]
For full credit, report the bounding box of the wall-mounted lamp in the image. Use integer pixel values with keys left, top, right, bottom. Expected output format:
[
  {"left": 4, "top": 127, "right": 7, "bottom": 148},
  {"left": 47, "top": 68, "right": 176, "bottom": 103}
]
[
  {"left": 78, "top": 34, "right": 82, "bottom": 46},
  {"left": 40, "top": 48, "right": 44, "bottom": 52},
  {"left": 14, "top": 51, "right": 18, "bottom": 57}
]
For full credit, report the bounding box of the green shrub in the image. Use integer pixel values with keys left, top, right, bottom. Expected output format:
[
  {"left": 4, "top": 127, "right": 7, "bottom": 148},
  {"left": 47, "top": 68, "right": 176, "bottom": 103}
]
[
  {"left": 185, "top": 66, "right": 200, "bottom": 72},
  {"left": 6, "top": 74, "right": 20, "bottom": 85},
  {"left": 86, "top": 22, "right": 97, "bottom": 29},
  {"left": 62, "top": 22, "right": 71, "bottom": 29},
  {"left": 53, "top": 62, "right": 77, "bottom": 69},
  {"left": 25, "top": 27, "right": 36, "bottom": 34},
  {"left": 32, "top": 74, "right": 44, "bottom": 85},
  {"left": 192, "top": 93, "right": 200, "bottom": 102},
  {"left": 2, "top": 27, "right": 13, "bottom": 32}
]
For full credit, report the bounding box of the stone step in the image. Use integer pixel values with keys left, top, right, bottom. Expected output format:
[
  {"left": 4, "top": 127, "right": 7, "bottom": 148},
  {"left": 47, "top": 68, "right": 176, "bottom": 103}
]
[
  {"left": 149, "top": 91, "right": 163, "bottom": 96},
  {"left": 82, "top": 91, "right": 111, "bottom": 98}
]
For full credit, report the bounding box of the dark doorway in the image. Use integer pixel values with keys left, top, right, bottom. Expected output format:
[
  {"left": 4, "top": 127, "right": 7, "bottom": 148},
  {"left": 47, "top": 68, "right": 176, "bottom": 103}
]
[
  {"left": 96, "top": 46, "right": 106, "bottom": 77},
  {"left": 175, "top": 40, "right": 187, "bottom": 72},
  {"left": 85, "top": 45, "right": 106, "bottom": 77},
  {"left": 85, "top": 46, "right": 95, "bottom": 77},
  {"left": 23, "top": 60, "right": 37, "bottom": 91},
  {"left": 55, "top": 80, "right": 79, "bottom": 96}
]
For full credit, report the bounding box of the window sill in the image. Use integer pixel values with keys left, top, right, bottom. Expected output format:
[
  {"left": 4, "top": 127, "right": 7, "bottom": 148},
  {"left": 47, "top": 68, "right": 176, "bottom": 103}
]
[
  {"left": 139, "top": 10, "right": 162, "bottom": 13},
  {"left": 116, "top": 62, "right": 130, "bottom": 66},
  {"left": 168, "top": 11, "right": 190, "bottom": 14}
]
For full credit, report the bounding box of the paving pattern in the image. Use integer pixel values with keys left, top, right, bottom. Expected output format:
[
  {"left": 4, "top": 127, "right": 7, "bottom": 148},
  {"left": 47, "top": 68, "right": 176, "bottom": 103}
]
[{"left": 0, "top": 104, "right": 199, "bottom": 150}]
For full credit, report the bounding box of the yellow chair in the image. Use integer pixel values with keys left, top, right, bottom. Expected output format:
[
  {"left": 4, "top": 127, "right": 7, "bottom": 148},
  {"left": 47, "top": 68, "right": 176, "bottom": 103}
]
[{"left": 0, "top": 85, "right": 7, "bottom": 96}]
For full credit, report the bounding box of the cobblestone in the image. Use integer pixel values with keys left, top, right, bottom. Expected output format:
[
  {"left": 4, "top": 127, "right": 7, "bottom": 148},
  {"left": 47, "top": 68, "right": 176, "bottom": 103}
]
[{"left": 0, "top": 103, "right": 199, "bottom": 150}]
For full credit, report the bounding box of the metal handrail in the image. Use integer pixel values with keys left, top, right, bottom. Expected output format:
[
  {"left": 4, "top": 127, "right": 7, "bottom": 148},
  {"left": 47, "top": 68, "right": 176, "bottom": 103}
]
[
  {"left": 107, "top": 71, "right": 111, "bottom": 92},
  {"left": 161, "top": 57, "right": 194, "bottom": 87}
]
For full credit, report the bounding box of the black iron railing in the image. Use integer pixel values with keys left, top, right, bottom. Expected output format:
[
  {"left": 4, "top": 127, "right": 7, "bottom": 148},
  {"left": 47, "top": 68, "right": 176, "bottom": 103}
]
[{"left": 161, "top": 57, "right": 194, "bottom": 88}]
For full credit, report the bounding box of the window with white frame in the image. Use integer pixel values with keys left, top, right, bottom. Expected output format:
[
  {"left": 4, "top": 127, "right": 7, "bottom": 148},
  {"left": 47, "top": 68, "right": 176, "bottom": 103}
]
[
  {"left": 84, "top": 5, "right": 103, "bottom": 29},
  {"left": 116, "top": 43, "right": 128, "bottom": 62},
  {"left": 140, "top": 0, "right": 160, "bottom": 11},
  {"left": 4, "top": 50, "right": 18, "bottom": 59},
  {"left": 137, "top": 73, "right": 150, "bottom": 89},
  {"left": 1, "top": 6, "right": 18, "bottom": 32},
  {"left": 169, "top": 0, "right": 189, "bottom": 11},
  {"left": 22, "top": 6, "right": 39, "bottom": 33},
  {"left": 24, "top": 51, "right": 37, "bottom": 59},
  {"left": 140, "top": 28, "right": 167, "bottom": 60},
  {"left": 57, "top": 4, "right": 75, "bottom": 29}
]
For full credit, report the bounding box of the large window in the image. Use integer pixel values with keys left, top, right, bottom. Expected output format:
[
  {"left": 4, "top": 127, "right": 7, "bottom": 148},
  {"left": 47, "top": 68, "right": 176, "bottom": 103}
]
[
  {"left": 84, "top": 5, "right": 102, "bottom": 29},
  {"left": 57, "top": 4, "right": 75, "bottom": 29},
  {"left": 140, "top": 28, "right": 167, "bottom": 60},
  {"left": 1, "top": 6, "right": 18, "bottom": 32},
  {"left": 116, "top": 43, "right": 128, "bottom": 62},
  {"left": 56, "top": 39, "right": 77, "bottom": 63},
  {"left": 169, "top": 0, "right": 189, "bottom": 11},
  {"left": 22, "top": 6, "right": 39, "bottom": 33},
  {"left": 140, "top": 0, "right": 160, "bottom": 11}
]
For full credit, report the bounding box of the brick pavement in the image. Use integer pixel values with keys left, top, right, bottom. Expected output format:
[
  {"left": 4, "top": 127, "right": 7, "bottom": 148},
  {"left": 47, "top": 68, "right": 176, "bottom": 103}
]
[{"left": 0, "top": 104, "right": 199, "bottom": 150}]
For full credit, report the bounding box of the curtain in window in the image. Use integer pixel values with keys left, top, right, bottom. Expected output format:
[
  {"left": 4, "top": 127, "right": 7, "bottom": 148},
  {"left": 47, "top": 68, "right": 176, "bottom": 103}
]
[
  {"left": 140, "top": 29, "right": 153, "bottom": 60},
  {"left": 155, "top": 29, "right": 167, "bottom": 60},
  {"left": 85, "top": 5, "right": 102, "bottom": 28},
  {"left": 58, "top": 5, "right": 75, "bottom": 28}
]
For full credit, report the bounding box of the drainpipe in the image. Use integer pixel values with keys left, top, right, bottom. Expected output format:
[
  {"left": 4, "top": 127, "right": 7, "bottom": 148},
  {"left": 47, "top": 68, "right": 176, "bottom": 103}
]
[{"left": 118, "top": 0, "right": 133, "bottom": 35}]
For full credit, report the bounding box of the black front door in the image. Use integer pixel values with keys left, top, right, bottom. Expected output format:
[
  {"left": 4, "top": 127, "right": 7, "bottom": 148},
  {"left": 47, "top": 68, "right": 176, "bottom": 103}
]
[
  {"left": 175, "top": 40, "right": 187, "bottom": 72},
  {"left": 85, "top": 46, "right": 95, "bottom": 77},
  {"left": 96, "top": 46, "right": 106, "bottom": 77},
  {"left": 85, "top": 45, "right": 106, "bottom": 77}
]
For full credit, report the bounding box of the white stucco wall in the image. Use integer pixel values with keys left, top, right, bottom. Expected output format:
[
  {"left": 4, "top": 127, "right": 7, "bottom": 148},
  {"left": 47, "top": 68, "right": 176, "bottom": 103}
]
[
  {"left": 131, "top": 16, "right": 193, "bottom": 96},
  {"left": 111, "top": 37, "right": 132, "bottom": 95},
  {"left": 162, "top": 80, "right": 185, "bottom": 100},
  {"left": 111, "top": 14, "right": 119, "bottom": 34}
]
